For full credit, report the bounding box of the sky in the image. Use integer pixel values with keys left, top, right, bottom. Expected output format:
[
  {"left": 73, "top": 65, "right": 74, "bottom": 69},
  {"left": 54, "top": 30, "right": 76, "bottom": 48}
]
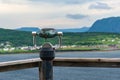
[{"left": 0, "top": 0, "right": 120, "bottom": 29}]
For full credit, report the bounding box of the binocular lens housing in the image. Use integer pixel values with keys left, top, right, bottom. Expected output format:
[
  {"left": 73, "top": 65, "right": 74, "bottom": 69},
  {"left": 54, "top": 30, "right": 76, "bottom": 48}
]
[{"left": 38, "top": 28, "right": 57, "bottom": 38}]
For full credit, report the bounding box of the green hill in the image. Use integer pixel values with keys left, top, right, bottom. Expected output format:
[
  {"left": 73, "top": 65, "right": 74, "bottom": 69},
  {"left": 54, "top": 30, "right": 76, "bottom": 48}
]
[
  {"left": 0, "top": 28, "right": 32, "bottom": 47},
  {"left": 0, "top": 28, "right": 120, "bottom": 47},
  {"left": 88, "top": 17, "right": 120, "bottom": 33},
  {"left": 62, "top": 32, "right": 120, "bottom": 46}
]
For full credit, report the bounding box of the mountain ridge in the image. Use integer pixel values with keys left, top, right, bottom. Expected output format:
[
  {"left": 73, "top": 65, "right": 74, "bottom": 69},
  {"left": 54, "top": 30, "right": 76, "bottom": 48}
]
[
  {"left": 16, "top": 27, "right": 40, "bottom": 32},
  {"left": 15, "top": 27, "right": 89, "bottom": 32},
  {"left": 88, "top": 17, "right": 120, "bottom": 33},
  {"left": 57, "top": 27, "right": 89, "bottom": 32}
]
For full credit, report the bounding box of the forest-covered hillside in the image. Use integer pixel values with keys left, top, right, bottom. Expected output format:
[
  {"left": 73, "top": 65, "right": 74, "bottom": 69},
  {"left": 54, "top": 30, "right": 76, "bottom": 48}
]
[
  {"left": 88, "top": 17, "right": 120, "bottom": 33},
  {"left": 0, "top": 28, "right": 120, "bottom": 47}
]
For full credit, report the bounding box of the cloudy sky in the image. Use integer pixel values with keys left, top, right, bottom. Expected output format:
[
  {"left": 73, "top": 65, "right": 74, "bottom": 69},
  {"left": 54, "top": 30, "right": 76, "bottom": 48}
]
[{"left": 0, "top": 0, "right": 120, "bottom": 29}]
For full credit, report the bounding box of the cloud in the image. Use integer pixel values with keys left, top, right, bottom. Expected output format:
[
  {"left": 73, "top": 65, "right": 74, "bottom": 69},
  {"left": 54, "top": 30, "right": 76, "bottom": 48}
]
[
  {"left": 89, "top": 2, "right": 112, "bottom": 10},
  {"left": 66, "top": 14, "right": 88, "bottom": 20},
  {"left": 28, "top": 0, "right": 98, "bottom": 5},
  {"left": 0, "top": 0, "right": 28, "bottom": 4}
]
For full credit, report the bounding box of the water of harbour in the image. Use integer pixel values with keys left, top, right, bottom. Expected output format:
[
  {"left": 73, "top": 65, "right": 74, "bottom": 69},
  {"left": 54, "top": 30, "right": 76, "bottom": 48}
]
[{"left": 1, "top": 51, "right": 120, "bottom": 80}]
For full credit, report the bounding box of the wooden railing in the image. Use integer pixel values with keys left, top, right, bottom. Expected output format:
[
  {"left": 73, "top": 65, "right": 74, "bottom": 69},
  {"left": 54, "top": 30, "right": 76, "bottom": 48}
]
[{"left": 1, "top": 58, "right": 120, "bottom": 72}]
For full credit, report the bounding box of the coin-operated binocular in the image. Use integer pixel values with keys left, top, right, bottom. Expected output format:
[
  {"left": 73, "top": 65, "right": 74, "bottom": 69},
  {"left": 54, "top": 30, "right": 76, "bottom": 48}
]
[
  {"left": 32, "top": 28, "right": 63, "bottom": 80},
  {"left": 32, "top": 28, "right": 63, "bottom": 48},
  {"left": 32, "top": 28, "right": 63, "bottom": 61}
]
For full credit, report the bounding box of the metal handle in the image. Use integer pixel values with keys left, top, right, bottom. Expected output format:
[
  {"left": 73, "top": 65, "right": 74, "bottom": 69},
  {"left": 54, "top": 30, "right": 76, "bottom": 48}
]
[{"left": 32, "top": 31, "right": 37, "bottom": 48}]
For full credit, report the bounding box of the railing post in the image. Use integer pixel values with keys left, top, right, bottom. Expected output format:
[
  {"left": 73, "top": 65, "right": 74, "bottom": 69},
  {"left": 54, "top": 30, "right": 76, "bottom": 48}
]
[{"left": 39, "top": 43, "right": 55, "bottom": 80}]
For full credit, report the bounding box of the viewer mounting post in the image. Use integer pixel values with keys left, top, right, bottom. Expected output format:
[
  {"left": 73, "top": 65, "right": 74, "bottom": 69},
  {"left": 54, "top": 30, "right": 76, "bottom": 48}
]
[
  {"left": 32, "top": 28, "right": 63, "bottom": 80},
  {"left": 40, "top": 43, "right": 55, "bottom": 80}
]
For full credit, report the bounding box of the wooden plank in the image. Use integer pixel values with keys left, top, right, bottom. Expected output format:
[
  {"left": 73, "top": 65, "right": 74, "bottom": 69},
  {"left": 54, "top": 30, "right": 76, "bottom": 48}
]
[
  {"left": 53, "top": 58, "right": 120, "bottom": 68},
  {"left": 54, "top": 58, "right": 120, "bottom": 62},
  {"left": 0, "top": 58, "right": 41, "bottom": 72},
  {"left": 1, "top": 58, "right": 120, "bottom": 72}
]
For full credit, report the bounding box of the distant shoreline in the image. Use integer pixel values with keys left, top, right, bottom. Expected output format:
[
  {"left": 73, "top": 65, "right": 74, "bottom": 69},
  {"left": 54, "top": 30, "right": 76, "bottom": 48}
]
[
  {"left": 56, "top": 49, "right": 120, "bottom": 52},
  {"left": 1, "top": 48, "right": 120, "bottom": 54}
]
